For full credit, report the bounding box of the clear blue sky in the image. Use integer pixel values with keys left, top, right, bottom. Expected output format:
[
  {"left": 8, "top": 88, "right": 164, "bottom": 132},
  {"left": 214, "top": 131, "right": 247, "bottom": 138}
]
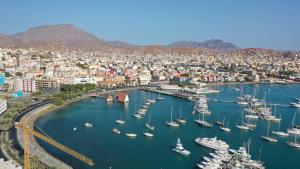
[{"left": 1, "top": 0, "right": 300, "bottom": 50}]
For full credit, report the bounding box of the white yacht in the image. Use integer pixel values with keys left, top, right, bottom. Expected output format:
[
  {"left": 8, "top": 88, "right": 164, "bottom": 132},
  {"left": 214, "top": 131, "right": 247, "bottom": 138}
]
[
  {"left": 290, "top": 102, "right": 300, "bottom": 108},
  {"left": 125, "top": 133, "right": 137, "bottom": 138},
  {"left": 115, "top": 119, "right": 125, "bottom": 125},
  {"left": 133, "top": 113, "right": 142, "bottom": 119},
  {"left": 194, "top": 137, "right": 229, "bottom": 151},
  {"left": 245, "top": 114, "right": 259, "bottom": 119},
  {"left": 172, "top": 138, "right": 191, "bottom": 156},
  {"left": 84, "top": 122, "right": 93, "bottom": 128},
  {"left": 143, "top": 129, "right": 154, "bottom": 137}
]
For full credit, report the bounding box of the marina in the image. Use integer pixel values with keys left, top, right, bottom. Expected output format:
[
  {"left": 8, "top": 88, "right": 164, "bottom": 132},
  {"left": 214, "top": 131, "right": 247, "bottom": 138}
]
[{"left": 35, "top": 84, "right": 300, "bottom": 169}]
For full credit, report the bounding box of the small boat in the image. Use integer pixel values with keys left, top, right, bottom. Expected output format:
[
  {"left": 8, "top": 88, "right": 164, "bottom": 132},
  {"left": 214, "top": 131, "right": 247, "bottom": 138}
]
[
  {"left": 143, "top": 132, "right": 154, "bottom": 137},
  {"left": 172, "top": 138, "right": 191, "bottom": 156},
  {"left": 112, "top": 128, "right": 121, "bottom": 134},
  {"left": 143, "top": 128, "right": 154, "bottom": 137},
  {"left": 73, "top": 127, "right": 77, "bottom": 131},
  {"left": 126, "top": 133, "right": 137, "bottom": 138},
  {"left": 115, "top": 119, "right": 125, "bottom": 125},
  {"left": 145, "top": 114, "right": 155, "bottom": 130},
  {"left": 84, "top": 122, "right": 93, "bottom": 128},
  {"left": 145, "top": 124, "right": 155, "bottom": 130},
  {"left": 166, "top": 107, "right": 180, "bottom": 127},
  {"left": 133, "top": 113, "right": 142, "bottom": 119}
]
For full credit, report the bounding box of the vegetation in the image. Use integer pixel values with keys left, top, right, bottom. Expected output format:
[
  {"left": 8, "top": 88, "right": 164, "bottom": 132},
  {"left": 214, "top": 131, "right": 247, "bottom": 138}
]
[
  {"left": 15, "top": 71, "right": 23, "bottom": 77},
  {"left": 0, "top": 100, "right": 32, "bottom": 131},
  {"left": 76, "top": 63, "right": 88, "bottom": 69},
  {"left": 52, "top": 83, "right": 96, "bottom": 106},
  {"left": 169, "top": 79, "right": 193, "bottom": 87}
]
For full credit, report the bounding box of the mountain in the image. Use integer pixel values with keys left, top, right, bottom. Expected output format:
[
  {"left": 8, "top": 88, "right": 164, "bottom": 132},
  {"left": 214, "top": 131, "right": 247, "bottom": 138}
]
[
  {"left": 0, "top": 24, "right": 134, "bottom": 50},
  {"left": 0, "top": 24, "right": 238, "bottom": 51},
  {"left": 168, "top": 39, "right": 239, "bottom": 51}
]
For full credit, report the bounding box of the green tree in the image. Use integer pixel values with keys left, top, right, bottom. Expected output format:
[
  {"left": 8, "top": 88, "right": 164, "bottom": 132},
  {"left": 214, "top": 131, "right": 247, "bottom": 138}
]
[{"left": 16, "top": 72, "right": 23, "bottom": 77}]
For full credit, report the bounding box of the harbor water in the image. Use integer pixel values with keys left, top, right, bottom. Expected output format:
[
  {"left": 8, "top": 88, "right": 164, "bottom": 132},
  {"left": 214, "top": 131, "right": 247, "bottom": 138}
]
[{"left": 35, "top": 84, "right": 300, "bottom": 169}]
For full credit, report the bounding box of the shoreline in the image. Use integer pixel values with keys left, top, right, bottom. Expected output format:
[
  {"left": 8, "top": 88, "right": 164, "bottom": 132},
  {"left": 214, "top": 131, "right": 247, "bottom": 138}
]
[
  {"left": 15, "top": 87, "right": 140, "bottom": 168},
  {"left": 206, "top": 81, "right": 300, "bottom": 87}
]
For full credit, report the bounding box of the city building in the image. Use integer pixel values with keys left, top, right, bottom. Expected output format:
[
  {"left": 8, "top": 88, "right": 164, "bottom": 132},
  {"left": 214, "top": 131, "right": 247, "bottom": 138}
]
[{"left": 13, "top": 78, "right": 37, "bottom": 93}]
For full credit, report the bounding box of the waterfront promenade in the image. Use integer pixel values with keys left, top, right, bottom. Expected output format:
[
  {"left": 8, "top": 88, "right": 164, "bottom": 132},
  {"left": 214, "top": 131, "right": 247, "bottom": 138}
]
[{"left": 16, "top": 104, "right": 72, "bottom": 169}]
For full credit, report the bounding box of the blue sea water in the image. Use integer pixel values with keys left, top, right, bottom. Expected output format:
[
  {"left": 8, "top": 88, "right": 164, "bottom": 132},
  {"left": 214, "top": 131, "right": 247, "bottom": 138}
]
[{"left": 35, "top": 84, "right": 300, "bottom": 169}]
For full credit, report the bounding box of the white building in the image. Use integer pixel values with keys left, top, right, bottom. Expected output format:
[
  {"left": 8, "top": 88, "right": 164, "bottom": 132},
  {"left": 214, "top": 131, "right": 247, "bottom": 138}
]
[
  {"left": 0, "top": 99, "right": 7, "bottom": 115},
  {"left": 138, "top": 70, "right": 152, "bottom": 85}
]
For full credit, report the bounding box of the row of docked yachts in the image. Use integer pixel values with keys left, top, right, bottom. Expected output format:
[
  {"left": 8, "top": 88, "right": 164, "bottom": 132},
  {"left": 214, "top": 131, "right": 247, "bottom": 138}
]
[
  {"left": 195, "top": 137, "right": 265, "bottom": 169},
  {"left": 172, "top": 136, "right": 265, "bottom": 169},
  {"left": 112, "top": 94, "right": 163, "bottom": 138}
]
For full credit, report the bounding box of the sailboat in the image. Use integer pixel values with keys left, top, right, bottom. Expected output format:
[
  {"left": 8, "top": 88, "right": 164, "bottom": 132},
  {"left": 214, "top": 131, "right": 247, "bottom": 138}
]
[
  {"left": 115, "top": 113, "right": 125, "bottom": 125},
  {"left": 156, "top": 92, "right": 164, "bottom": 100},
  {"left": 176, "top": 107, "right": 187, "bottom": 124},
  {"left": 236, "top": 112, "right": 250, "bottom": 130},
  {"left": 215, "top": 117, "right": 225, "bottom": 126},
  {"left": 112, "top": 127, "right": 121, "bottom": 134},
  {"left": 272, "top": 115, "right": 289, "bottom": 137},
  {"left": 133, "top": 104, "right": 142, "bottom": 119},
  {"left": 219, "top": 121, "right": 231, "bottom": 132},
  {"left": 145, "top": 114, "right": 155, "bottom": 130},
  {"left": 260, "top": 122, "right": 278, "bottom": 142},
  {"left": 143, "top": 127, "right": 154, "bottom": 137},
  {"left": 194, "top": 111, "right": 213, "bottom": 128},
  {"left": 166, "top": 107, "right": 179, "bottom": 127},
  {"left": 287, "top": 113, "right": 300, "bottom": 135},
  {"left": 287, "top": 135, "right": 300, "bottom": 148}
]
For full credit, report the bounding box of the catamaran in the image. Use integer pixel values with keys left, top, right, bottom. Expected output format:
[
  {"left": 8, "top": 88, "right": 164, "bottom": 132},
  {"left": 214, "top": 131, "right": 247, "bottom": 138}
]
[
  {"left": 126, "top": 133, "right": 137, "bottom": 138},
  {"left": 166, "top": 107, "right": 179, "bottom": 127}
]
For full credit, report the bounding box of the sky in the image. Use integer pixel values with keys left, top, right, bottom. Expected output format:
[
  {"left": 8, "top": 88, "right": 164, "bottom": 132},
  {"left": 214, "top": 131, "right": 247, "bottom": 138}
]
[{"left": 1, "top": 0, "right": 300, "bottom": 50}]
